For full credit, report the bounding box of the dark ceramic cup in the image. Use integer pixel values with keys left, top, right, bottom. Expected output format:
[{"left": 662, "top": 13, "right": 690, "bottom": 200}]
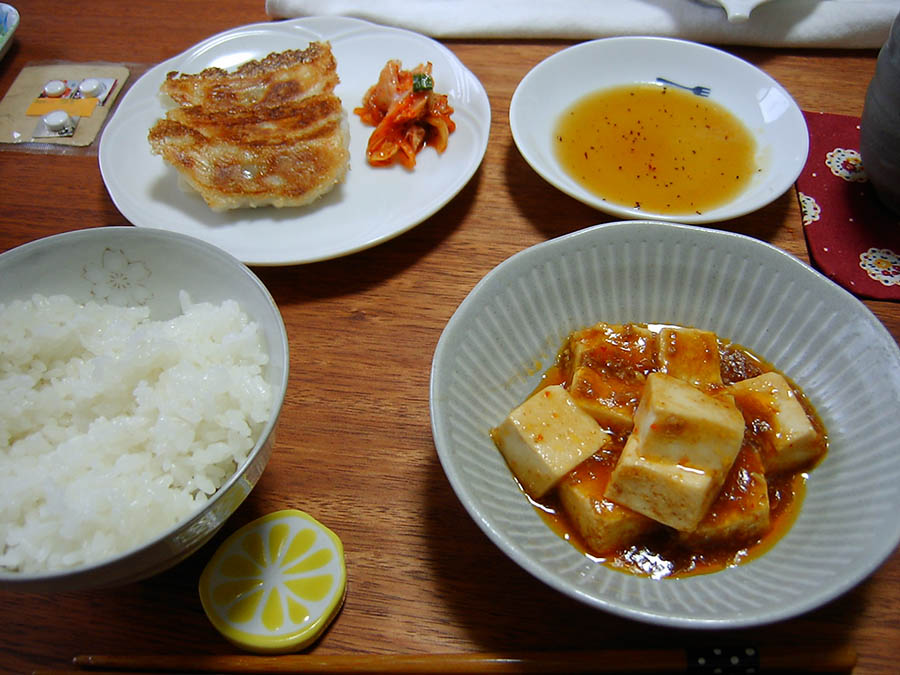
[{"left": 861, "top": 10, "right": 900, "bottom": 216}]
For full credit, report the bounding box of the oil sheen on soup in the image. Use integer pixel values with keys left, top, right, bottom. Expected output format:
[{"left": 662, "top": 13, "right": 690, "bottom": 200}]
[{"left": 554, "top": 83, "right": 757, "bottom": 215}]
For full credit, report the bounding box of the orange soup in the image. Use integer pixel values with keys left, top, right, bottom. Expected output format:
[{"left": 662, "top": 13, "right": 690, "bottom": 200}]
[{"left": 554, "top": 83, "right": 758, "bottom": 215}]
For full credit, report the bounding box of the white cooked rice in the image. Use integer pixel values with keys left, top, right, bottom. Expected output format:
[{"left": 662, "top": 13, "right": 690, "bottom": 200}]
[{"left": 0, "top": 291, "right": 273, "bottom": 574}]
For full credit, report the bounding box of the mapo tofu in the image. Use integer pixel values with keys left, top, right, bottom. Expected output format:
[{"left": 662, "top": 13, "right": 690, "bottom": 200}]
[{"left": 490, "top": 322, "right": 827, "bottom": 578}]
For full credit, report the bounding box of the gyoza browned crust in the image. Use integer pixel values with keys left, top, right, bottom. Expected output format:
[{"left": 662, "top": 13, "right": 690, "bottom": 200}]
[
  {"left": 148, "top": 116, "right": 349, "bottom": 211},
  {"left": 160, "top": 43, "right": 340, "bottom": 110},
  {"left": 163, "top": 94, "right": 343, "bottom": 145},
  {"left": 148, "top": 42, "right": 349, "bottom": 211}
]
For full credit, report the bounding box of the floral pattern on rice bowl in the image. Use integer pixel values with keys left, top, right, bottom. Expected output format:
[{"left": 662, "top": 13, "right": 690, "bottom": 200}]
[{"left": 82, "top": 247, "right": 152, "bottom": 306}]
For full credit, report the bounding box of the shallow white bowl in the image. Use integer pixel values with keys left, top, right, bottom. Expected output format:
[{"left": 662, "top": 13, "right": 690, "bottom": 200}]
[
  {"left": 0, "top": 227, "right": 289, "bottom": 592},
  {"left": 0, "top": 3, "right": 18, "bottom": 62},
  {"left": 431, "top": 220, "right": 900, "bottom": 628},
  {"left": 509, "top": 37, "right": 808, "bottom": 224}
]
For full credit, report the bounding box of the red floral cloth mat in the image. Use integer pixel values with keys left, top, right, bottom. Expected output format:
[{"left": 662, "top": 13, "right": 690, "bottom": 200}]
[{"left": 796, "top": 110, "right": 900, "bottom": 301}]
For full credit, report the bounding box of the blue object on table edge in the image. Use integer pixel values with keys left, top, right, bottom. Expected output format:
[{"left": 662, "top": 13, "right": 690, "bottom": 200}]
[{"left": 0, "top": 4, "right": 20, "bottom": 62}]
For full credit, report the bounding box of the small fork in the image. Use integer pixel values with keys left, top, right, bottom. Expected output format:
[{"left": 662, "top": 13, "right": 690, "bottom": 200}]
[{"left": 656, "top": 77, "right": 711, "bottom": 97}]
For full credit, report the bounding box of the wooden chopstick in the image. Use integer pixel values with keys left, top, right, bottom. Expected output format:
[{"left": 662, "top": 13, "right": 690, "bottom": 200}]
[{"left": 61, "top": 644, "right": 857, "bottom": 674}]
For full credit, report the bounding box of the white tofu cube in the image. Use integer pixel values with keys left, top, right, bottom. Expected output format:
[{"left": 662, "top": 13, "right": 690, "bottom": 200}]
[
  {"left": 558, "top": 456, "right": 657, "bottom": 554},
  {"left": 657, "top": 327, "right": 723, "bottom": 390},
  {"left": 492, "top": 384, "right": 611, "bottom": 498},
  {"left": 679, "top": 446, "right": 770, "bottom": 547},
  {"left": 629, "top": 372, "right": 745, "bottom": 473},
  {"left": 727, "top": 372, "right": 825, "bottom": 475},
  {"left": 568, "top": 365, "right": 639, "bottom": 432},
  {"left": 606, "top": 438, "right": 717, "bottom": 531},
  {"left": 568, "top": 322, "right": 656, "bottom": 374},
  {"left": 605, "top": 372, "right": 745, "bottom": 531}
]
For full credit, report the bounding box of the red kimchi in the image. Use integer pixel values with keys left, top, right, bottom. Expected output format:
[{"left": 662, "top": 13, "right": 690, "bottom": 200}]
[{"left": 355, "top": 60, "right": 456, "bottom": 168}]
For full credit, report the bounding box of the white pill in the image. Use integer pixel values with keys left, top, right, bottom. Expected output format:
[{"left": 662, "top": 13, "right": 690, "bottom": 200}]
[
  {"left": 43, "top": 110, "right": 72, "bottom": 131},
  {"left": 42, "top": 80, "right": 67, "bottom": 97},
  {"left": 78, "top": 78, "right": 104, "bottom": 97}
]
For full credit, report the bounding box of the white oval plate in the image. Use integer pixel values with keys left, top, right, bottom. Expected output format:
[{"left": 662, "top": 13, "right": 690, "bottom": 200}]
[
  {"left": 509, "top": 37, "right": 808, "bottom": 224},
  {"left": 99, "top": 16, "right": 490, "bottom": 266},
  {"left": 430, "top": 220, "right": 900, "bottom": 628}
]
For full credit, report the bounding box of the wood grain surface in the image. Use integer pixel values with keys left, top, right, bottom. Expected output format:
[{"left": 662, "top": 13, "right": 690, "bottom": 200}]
[{"left": 1, "top": 2, "right": 898, "bottom": 674}]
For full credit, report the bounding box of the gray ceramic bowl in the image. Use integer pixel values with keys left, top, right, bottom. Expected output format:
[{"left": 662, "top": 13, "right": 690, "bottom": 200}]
[
  {"left": 431, "top": 220, "right": 900, "bottom": 628},
  {"left": 0, "top": 227, "right": 289, "bottom": 592}
]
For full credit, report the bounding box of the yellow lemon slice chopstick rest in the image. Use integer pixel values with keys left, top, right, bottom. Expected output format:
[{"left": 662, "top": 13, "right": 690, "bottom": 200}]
[{"left": 199, "top": 509, "right": 347, "bottom": 654}]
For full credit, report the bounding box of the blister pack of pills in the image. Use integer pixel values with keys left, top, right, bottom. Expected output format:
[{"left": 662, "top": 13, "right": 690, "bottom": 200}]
[{"left": 0, "top": 62, "right": 131, "bottom": 152}]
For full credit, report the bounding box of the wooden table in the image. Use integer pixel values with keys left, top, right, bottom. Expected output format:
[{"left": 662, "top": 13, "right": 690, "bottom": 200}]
[{"left": 2, "top": 2, "right": 897, "bottom": 673}]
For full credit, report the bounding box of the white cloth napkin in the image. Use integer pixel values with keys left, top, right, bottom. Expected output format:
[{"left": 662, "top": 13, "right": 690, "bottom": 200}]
[{"left": 265, "top": 0, "right": 900, "bottom": 48}]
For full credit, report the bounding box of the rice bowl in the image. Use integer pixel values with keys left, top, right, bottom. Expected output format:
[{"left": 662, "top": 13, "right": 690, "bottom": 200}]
[{"left": 0, "top": 227, "right": 289, "bottom": 592}]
